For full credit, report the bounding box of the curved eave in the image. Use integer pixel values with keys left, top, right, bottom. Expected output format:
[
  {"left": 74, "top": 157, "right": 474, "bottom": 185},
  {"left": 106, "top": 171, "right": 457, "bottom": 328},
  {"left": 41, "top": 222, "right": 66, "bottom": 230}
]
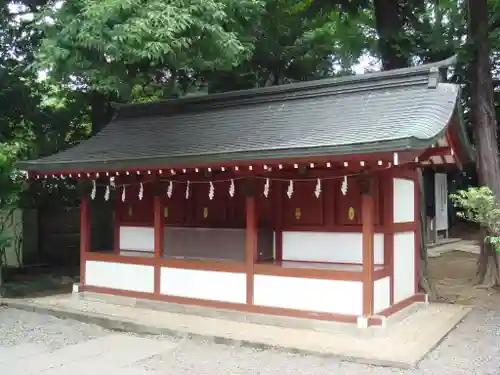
[{"left": 18, "top": 137, "right": 443, "bottom": 175}]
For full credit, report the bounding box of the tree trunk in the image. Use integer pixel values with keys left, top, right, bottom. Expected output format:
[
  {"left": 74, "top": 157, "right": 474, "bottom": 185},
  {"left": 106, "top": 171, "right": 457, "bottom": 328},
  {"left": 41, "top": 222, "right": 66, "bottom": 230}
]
[
  {"left": 468, "top": 0, "right": 500, "bottom": 286},
  {"left": 372, "top": 0, "right": 437, "bottom": 297},
  {"left": 90, "top": 91, "right": 114, "bottom": 136},
  {"left": 418, "top": 170, "right": 439, "bottom": 299},
  {"left": 0, "top": 264, "right": 3, "bottom": 298},
  {"left": 373, "top": 0, "right": 408, "bottom": 70}
]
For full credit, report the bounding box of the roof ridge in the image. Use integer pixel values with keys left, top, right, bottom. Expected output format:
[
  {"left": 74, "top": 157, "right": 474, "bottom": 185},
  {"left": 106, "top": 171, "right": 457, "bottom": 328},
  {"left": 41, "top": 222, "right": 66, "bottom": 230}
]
[{"left": 113, "top": 55, "right": 457, "bottom": 120}]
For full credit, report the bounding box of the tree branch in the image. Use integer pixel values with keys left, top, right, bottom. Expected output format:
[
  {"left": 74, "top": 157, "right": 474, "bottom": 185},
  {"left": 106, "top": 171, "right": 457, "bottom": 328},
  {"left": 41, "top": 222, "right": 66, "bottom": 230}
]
[{"left": 490, "top": 18, "right": 500, "bottom": 31}]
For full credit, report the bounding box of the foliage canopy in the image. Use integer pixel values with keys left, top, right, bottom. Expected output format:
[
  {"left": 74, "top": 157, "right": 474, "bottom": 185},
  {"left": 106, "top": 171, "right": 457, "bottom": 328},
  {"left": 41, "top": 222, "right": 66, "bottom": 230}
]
[{"left": 451, "top": 187, "right": 500, "bottom": 252}]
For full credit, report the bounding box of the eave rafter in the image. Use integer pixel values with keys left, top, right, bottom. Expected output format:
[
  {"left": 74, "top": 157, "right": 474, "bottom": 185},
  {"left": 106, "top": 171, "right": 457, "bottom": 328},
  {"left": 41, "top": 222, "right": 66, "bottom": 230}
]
[
  {"left": 26, "top": 149, "right": 423, "bottom": 181},
  {"left": 414, "top": 127, "right": 464, "bottom": 168}
]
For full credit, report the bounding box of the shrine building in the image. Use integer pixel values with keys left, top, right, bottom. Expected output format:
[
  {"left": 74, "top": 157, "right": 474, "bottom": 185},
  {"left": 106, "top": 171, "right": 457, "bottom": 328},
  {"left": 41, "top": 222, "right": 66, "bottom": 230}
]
[{"left": 19, "top": 56, "right": 472, "bottom": 328}]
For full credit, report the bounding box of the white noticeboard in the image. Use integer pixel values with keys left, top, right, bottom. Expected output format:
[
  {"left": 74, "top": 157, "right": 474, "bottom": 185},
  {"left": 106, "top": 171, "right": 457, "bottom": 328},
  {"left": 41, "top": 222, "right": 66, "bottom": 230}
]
[{"left": 434, "top": 173, "right": 448, "bottom": 231}]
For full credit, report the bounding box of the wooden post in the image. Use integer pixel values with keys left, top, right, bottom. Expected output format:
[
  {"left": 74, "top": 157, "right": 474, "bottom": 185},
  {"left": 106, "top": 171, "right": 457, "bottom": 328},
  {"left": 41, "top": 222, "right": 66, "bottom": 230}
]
[
  {"left": 425, "top": 216, "right": 431, "bottom": 243},
  {"left": 431, "top": 217, "right": 438, "bottom": 244},
  {"left": 79, "top": 196, "right": 90, "bottom": 286},
  {"left": 153, "top": 192, "right": 164, "bottom": 294},
  {"left": 274, "top": 180, "right": 283, "bottom": 262},
  {"left": 113, "top": 195, "right": 120, "bottom": 253},
  {"left": 245, "top": 191, "right": 258, "bottom": 305},
  {"left": 414, "top": 173, "right": 421, "bottom": 294},
  {"left": 362, "top": 188, "right": 375, "bottom": 317},
  {"left": 382, "top": 173, "right": 394, "bottom": 305}
]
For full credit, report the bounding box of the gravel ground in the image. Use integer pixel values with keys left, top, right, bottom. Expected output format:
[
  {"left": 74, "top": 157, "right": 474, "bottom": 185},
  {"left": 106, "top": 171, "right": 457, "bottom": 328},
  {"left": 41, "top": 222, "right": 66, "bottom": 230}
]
[
  {"left": 0, "top": 306, "right": 107, "bottom": 351},
  {"left": 1, "top": 306, "right": 499, "bottom": 375}
]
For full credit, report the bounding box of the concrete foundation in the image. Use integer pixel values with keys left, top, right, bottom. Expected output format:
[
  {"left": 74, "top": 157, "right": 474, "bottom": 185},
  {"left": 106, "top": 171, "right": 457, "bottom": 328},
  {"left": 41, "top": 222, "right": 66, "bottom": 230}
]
[{"left": 1, "top": 293, "right": 471, "bottom": 368}]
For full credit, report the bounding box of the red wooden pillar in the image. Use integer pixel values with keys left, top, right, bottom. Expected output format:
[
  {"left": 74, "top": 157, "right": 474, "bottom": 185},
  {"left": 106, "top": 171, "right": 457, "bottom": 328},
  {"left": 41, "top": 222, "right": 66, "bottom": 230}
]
[
  {"left": 362, "top": 190, "right": 375, "bottom": 317},
  {"left": 245, "top": 194, "right": 258, "bottom": 305},
  {"left": 113, "top": 195, "right": 121, "bottom": 253},
  {"left": 79, "top": 196, "right": 90, "bottom": 286},
  {"left": 414, "top": 171, "right": 421, "bottom": 294},
  {"left": 273, "top": 181, "right": 283, "bottom": 262},
  {"left": 382, "top": 172, "right": 395, "bottom": 305},
  {"left": 153, "top": 192, "right": 164, "bottom": 294}
]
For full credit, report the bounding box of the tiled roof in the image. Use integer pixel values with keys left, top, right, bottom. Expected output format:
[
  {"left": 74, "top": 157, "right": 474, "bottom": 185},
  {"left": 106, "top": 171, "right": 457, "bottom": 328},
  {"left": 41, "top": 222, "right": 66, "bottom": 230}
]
[{"left": 19, "top": 56, "right": 468, "bottom": 172}]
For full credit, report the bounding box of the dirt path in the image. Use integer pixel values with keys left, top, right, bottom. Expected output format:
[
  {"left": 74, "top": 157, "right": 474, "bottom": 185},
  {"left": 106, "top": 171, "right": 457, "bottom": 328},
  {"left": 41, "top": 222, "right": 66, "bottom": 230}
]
[{"left": 429, "top": 250, "right": 500, "bottom": 308}]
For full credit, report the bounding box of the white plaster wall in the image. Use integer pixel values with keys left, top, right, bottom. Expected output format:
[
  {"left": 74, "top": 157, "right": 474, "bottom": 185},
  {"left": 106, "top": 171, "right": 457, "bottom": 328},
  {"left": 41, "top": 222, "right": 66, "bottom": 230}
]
[
  {"left": 393, "top": 231, "right": 415, "bottom": 303},
  {"left": 282, "top": 232, "right": 384, "bottom": 264},
  {"left": 160, "top": 267, "right": 246, "bottom": 304},
  {"left": 373, "top": 276, "right": 390, "bottom": 313},
  {"left": 85, "top": 260, "right": 154, "bottom": 293},
  {"left": 119, "top": 226, "right": 154, "bottom": 252},
  {"left": 254, "top": 275, "right": 363, "bottom": 315},
  {"left": 393, "top": 178, "right": 415, "bottom": 223}
]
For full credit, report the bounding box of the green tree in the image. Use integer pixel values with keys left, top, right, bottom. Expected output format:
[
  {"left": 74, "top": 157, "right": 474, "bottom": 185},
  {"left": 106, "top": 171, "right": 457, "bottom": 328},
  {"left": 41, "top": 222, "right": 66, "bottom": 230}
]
[
  {"left": 451, "top": 187, "right": 500, "bottom": 252},
  {"left": 0, "top": 142, "right": 27, "bottom": 293},
  {"left": 467, "top": 0, "right": 500, "bottom": 286},
  {"left": 0, "top": 1, "right": 42, "bottom": 290},
  {"left": 203, "top": 0, "right": 370, "bottom": 93},
  {"left": 34, "top": 0, "right": 265, "bottom": 132},
  {"left": 34, "top": 0, "right": 372, "bottom": 132},
  {"left": 0, "top": 1, "right": 93, "bottom": 288},
  {"left": 36, "top": 0, "right": 264, "bottom": 89}
]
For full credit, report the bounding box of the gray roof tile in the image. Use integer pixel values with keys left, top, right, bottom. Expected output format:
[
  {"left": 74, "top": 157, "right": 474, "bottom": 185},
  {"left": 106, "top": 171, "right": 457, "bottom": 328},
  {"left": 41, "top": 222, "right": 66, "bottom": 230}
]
[{"left": 19, "top": 57, "right": 467, "bottom": 172}]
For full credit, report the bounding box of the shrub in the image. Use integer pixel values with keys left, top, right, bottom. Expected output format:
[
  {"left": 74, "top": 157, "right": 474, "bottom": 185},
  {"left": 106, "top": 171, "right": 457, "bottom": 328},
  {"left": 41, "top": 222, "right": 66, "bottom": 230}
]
[{"left": 450, "top": 186, "right": 500, "bottom": 252}]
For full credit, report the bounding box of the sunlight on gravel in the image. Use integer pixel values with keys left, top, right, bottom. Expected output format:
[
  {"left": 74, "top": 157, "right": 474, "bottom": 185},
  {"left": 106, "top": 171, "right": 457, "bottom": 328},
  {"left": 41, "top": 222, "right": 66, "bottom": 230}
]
[
  {"left": 0, "top": 306, "right": 106, "bottom": 350},
  {"left": 1, "top": 306, "right": 499, "bottom": 375}
]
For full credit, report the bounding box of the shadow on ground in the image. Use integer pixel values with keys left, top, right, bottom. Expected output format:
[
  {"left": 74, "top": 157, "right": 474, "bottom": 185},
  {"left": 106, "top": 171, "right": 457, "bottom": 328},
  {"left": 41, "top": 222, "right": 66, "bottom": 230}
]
[{"left": 1, "top": 266, "right": 78, "bottom": 298}]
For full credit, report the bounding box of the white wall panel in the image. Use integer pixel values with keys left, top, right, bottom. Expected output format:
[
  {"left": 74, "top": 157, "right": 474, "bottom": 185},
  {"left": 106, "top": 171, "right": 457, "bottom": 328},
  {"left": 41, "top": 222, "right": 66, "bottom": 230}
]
[
  {"left": 119, "top": 226, "right": 154, "bottom": 252},
  {"left": 373, "top": 277, "right": 390, "bottom": 313},
  {"left": 282, "top": 232, "right": 384, "bottom": 264},
  {"left": 160, "top": 267, "right": 246, "bottom": 304},
  {"left": 393, "top": 231, "right": 415, "bottom": 303},
  {"left": 393, "top": 178, "right": 415, "bottom": 223},
  {"left": 85, "top": 261, "right": 154, "bottom": 293},
  {"left": 254, "top": 275, "right": 363, "bottom": 315}
]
